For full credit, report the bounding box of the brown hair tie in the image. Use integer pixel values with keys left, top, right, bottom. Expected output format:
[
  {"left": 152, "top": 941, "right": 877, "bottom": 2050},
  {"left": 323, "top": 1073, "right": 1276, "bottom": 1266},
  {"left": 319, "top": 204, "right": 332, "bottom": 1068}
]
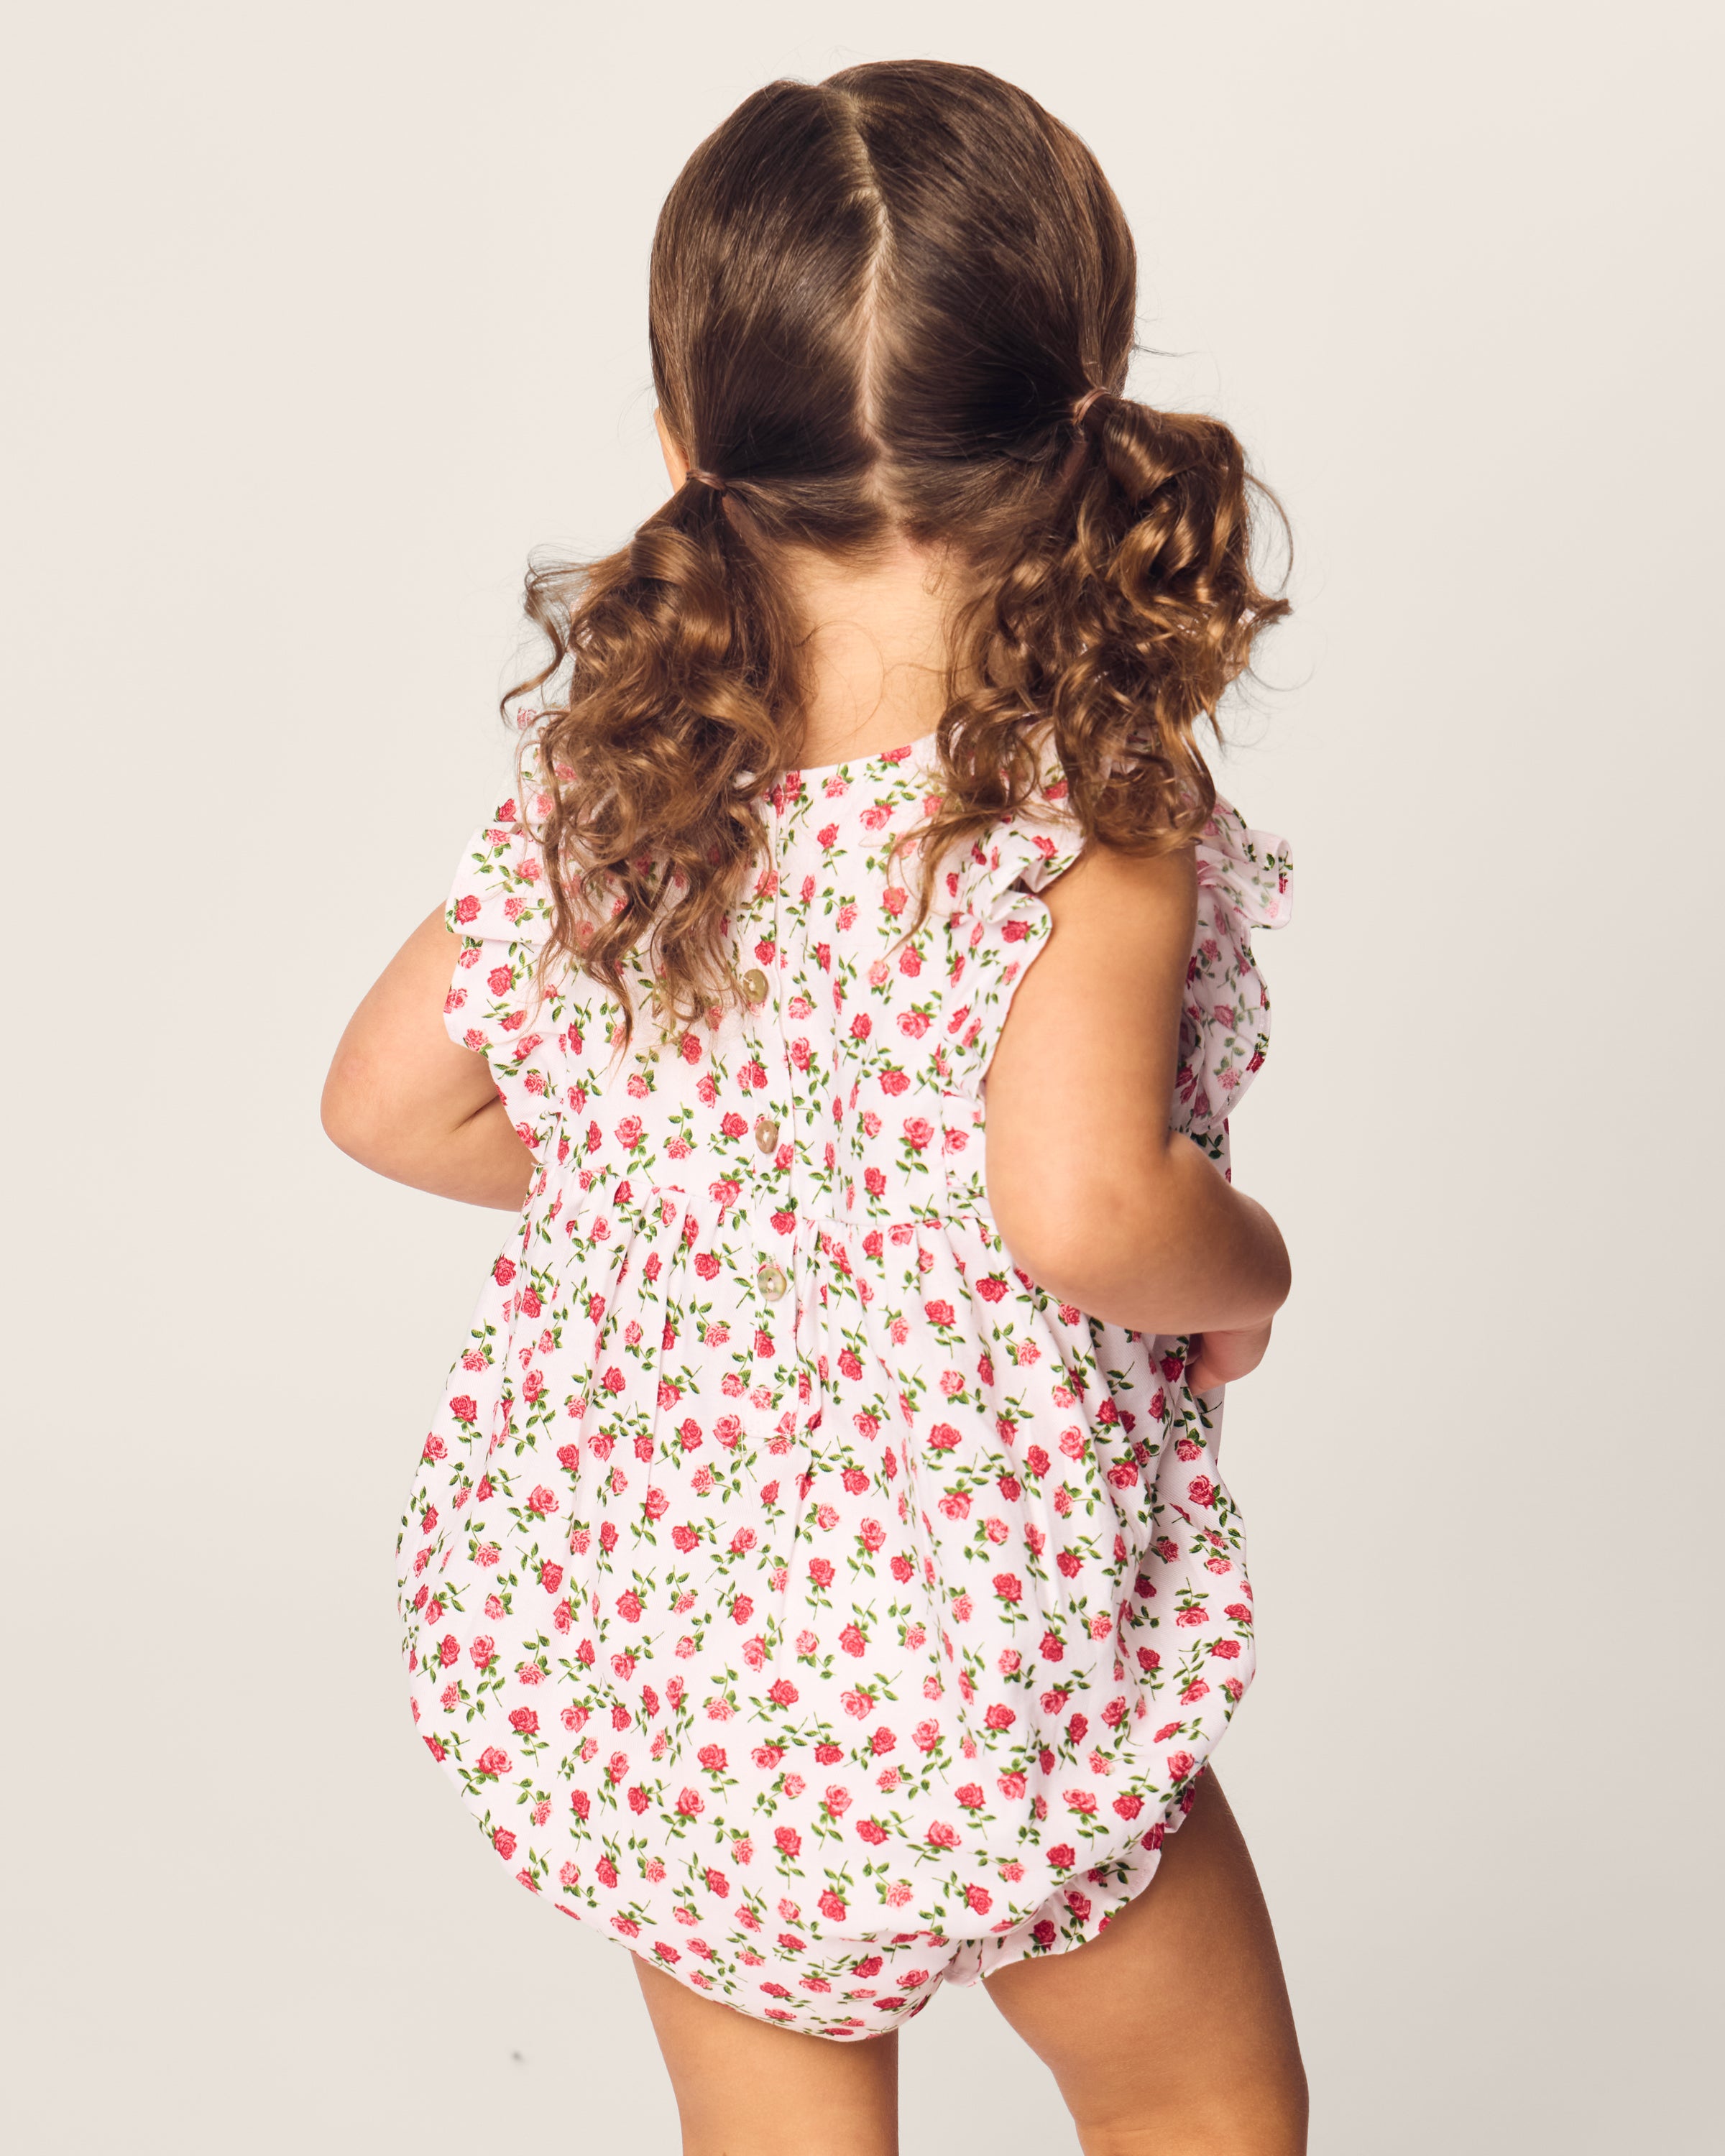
[
  {"left": 688, "top": 466, "right": 730, "bottom": 496},
  {"left": 1070, "top": 386, "right": 1109, "bottom": 428}
]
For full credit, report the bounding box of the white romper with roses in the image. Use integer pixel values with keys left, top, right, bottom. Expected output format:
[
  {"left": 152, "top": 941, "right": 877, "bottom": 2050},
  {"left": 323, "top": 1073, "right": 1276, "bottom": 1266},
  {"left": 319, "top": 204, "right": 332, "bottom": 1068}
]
[{"left": 396, "top": 723, "right": 1292, "bottom": 2040}]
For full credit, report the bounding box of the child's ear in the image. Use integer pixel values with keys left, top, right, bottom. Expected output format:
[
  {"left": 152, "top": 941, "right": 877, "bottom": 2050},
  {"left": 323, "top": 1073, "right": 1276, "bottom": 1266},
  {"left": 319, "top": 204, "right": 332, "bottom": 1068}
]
[{"left": 653, "top": 406, "right": 689, "bottom": 494}]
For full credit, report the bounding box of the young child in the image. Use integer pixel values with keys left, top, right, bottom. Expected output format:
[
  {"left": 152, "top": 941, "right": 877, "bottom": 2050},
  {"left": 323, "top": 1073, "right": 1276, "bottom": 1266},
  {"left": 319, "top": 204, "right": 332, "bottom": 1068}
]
[{"left": 325, "top": 59, "right": 1304, "bottom": 2155}]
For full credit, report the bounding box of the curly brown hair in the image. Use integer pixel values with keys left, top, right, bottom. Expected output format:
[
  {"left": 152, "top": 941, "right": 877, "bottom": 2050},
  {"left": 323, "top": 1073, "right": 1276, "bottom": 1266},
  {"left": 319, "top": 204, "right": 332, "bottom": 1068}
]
[{"left": 509, "top": 60, "right": 1289, "bottom": 1037}]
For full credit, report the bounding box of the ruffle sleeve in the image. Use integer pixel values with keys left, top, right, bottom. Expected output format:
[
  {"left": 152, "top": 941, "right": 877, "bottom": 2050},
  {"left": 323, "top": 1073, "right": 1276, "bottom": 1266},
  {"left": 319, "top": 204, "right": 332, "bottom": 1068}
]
[
  {"left": 1176, "top": 796, "right": 1293, "bottom": 1135},
  {"left": 936, "top": 779, "right": 1292, "bottom": 1136},
  {"left": 441, "top": 750, "right": 565, "bottom": 1157},
  {"left": 936, "top": 779, "right": 1087, "bottom": 1098}
]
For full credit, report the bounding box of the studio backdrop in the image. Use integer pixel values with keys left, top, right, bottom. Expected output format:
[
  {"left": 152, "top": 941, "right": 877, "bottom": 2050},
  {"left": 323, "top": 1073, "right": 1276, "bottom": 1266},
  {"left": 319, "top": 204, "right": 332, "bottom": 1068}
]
[{"left": 4, "top": 4, "right": 1719, "bottom": 2151}]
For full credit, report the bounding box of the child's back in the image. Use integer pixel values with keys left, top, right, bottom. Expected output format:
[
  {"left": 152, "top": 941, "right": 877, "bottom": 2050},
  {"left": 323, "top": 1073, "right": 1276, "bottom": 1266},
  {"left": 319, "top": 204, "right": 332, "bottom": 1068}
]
[
  {"left": 328, "top": 55, "right": 1302, "bottom": 2134},
  {"left": 408, "top": 714, "right": 1289, "bottom": 2035}
]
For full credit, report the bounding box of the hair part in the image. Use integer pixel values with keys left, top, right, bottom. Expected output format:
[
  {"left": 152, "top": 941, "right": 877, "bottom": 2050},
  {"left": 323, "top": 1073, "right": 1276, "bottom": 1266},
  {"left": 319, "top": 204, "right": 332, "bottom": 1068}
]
[{"left": 508, "top": 59, "right": 1289, "bottom": 1038}]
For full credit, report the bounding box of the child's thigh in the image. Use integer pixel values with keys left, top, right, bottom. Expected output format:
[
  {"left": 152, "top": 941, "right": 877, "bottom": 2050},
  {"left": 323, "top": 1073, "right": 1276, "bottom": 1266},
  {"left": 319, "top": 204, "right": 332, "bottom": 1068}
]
[
  {"left": 980, "top": 1773, "right": 1307, "bottom": 2156},
  {"left": 632, "top": 1955, "right": 901, "bottom": 2156}
]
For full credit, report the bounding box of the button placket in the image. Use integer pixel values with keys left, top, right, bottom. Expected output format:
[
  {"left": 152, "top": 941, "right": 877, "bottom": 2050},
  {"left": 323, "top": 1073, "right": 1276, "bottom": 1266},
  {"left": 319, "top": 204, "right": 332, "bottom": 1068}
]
[
  {"left": 748, "top": 791, "right": 789, "bottom": 1310},
  {"left": 772, "top": 781, "right": 807, "bottom": 1244},
  {"left": 747, "top": 780, "right": 809, "bottom": 1424}
]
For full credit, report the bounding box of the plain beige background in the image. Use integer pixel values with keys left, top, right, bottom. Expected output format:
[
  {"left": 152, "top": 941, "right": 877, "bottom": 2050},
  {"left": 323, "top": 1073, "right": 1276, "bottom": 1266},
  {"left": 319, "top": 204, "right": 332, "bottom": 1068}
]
[{"left": 4, "top": 2, "right": 1720, "bottom": 2149}]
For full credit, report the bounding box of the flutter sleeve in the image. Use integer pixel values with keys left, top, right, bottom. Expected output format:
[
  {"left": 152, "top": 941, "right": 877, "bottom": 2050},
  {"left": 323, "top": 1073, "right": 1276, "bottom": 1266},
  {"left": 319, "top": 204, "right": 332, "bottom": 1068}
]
[
  {"left": 1174, "top": 796, "right": 1294, "bottom": 1138},
  {"left": 937, "top": 778, "right": 1292, "bottom": 1143},
  {"left": 441, "top": 749, "right": 565, "bottom": 1158},
  {"left": 936, "top": 779, "right": 1087, "bottom": 1099}
]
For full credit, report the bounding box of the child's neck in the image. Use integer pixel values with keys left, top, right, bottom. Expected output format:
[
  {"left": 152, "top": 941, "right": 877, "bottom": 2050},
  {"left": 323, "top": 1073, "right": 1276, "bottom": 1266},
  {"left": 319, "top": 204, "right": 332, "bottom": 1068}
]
[{"left": 781, "top": 535, "right": 962, "bottom": 766}]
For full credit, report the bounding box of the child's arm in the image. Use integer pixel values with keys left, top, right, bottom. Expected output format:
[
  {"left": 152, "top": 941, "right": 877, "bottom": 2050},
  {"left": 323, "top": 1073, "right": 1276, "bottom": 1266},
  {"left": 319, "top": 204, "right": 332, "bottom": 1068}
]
[
  {"left": 984, "top": 842, "right": 1291, "bottom": 1339},
  {"left": 321, "top": 906, "right": 535, "bottom": 1211},
  {"left": 1186, "top": 1316, "right": 1274, "bottom": 1394}
]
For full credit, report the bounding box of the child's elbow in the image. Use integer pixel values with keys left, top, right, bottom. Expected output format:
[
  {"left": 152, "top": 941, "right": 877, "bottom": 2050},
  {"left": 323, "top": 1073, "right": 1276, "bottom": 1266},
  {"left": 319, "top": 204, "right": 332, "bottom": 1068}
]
[
  {"left": 990, "top": 1176, "right": 1164, "bottom": 1327},
  {"left": 320, "top": 1048, "right": 387, "bottom": 1165}
]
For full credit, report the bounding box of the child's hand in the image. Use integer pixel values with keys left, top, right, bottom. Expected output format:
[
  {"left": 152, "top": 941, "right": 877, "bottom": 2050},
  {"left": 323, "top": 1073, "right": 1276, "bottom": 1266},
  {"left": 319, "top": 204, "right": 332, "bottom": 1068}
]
[{"left": 1187, "top": 1317, "right": 1274, "bottom": 1395}]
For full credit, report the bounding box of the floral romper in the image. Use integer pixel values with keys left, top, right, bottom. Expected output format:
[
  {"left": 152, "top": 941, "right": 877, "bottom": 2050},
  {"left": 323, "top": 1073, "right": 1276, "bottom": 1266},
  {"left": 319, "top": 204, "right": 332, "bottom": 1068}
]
[{"left": 397, "top": 727, "right": 1293, "bottom": 2040}]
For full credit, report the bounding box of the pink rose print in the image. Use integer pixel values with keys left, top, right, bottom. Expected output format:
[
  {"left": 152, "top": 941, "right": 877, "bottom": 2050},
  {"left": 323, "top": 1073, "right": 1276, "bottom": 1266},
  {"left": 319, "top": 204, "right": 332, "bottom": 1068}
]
[{"left": 401, "top": 731, "right": 1289, "bottom": 2037}]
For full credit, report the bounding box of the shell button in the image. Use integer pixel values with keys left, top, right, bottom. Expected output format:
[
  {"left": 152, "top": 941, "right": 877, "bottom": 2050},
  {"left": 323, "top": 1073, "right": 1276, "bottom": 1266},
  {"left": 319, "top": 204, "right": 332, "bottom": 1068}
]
[
  {"left": 741, "top": 968, "right": 770, "bottom": 1003},
  {"left": 754, "top": 1116, "right": 780, "bottom": 1153},
  {"left": 756, "top": 1260, "right": 789, "bottom": 1302}
]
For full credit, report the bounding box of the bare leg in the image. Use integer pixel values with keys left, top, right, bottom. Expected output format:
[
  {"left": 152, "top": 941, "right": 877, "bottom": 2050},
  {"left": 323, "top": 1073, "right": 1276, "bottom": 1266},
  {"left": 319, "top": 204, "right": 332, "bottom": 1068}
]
[
  {"left": 632, "top": 1955, "right": 901, "bottom": 2156},
  {"left": 982, "top": 1772, "right": 1307, "bottom": 2156}
]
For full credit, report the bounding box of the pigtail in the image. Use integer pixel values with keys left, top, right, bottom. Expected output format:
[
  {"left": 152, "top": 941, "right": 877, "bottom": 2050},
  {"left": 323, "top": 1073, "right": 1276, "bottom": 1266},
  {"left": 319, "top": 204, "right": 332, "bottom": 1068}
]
[
  {"left": 494, "top": 61, "right": 1291, "bottom": 1032},
  {"left": 509, "top": 473, "right": 806, "bottom": 1041},
  {"left": 919, "top": 391, "right": 1289, "bottom": 906}
]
